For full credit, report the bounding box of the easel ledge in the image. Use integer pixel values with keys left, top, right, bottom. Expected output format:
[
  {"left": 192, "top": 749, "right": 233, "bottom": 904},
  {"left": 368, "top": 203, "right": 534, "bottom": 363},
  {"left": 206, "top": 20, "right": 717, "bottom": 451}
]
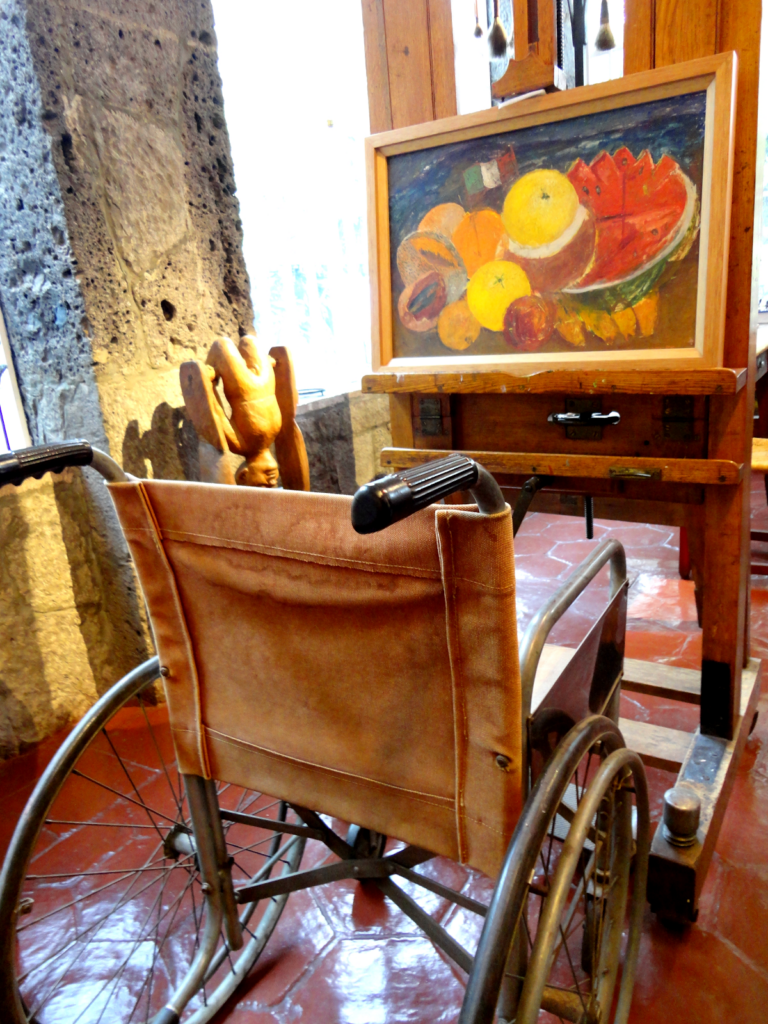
[{"left": 362, "top": 367, "right": 747, "bottom": 396}]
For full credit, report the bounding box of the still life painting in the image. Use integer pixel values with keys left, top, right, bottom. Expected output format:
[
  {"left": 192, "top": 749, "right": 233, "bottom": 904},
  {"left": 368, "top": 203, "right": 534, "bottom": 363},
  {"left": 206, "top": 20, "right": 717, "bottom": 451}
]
[{"left": 385, "top": 90, "right": 711, "bottom": 364}]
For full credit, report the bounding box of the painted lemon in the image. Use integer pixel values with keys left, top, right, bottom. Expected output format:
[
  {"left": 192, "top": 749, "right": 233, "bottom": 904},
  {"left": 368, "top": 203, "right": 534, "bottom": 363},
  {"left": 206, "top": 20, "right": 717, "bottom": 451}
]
[
  {"left": 466, "top": 261, "right": 531, "bottom": 332},
  {"left": 502, "top": 169, "right": 580, "bottom": 249}
]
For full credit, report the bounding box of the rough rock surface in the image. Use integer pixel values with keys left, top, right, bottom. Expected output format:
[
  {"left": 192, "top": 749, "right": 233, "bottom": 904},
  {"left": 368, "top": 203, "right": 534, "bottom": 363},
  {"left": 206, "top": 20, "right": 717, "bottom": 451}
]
[
  {"left": 297, "top": 392, "right": 392, "bottom": 494},
  {"left": 0, "top": 0, "right": 253, "bottom": 756},
  {"left": 0, "top": 0, "right": 391, "bottom": 758}
]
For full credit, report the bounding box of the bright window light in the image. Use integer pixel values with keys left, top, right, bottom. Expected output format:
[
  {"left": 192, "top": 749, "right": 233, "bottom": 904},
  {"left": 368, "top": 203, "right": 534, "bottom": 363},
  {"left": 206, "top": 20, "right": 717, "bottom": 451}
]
[
  {"left": 211, "top": 0, "right": 371, "bottom": 400},
  {"left": 0, "top": 301, "right": 30, "bottom": 454},
  {"left": 585, "top": 0, "right": 625, "bottom": 86}
]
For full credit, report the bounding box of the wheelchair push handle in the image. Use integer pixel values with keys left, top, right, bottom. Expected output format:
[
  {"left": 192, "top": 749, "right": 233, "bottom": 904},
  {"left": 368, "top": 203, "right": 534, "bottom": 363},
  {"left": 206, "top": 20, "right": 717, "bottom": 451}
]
[
  {"left": 0, "top": 440, "right": 127, "bottom": 487},
  {"left": 351, "top": 452, "right": 506, "bottom": 534}
]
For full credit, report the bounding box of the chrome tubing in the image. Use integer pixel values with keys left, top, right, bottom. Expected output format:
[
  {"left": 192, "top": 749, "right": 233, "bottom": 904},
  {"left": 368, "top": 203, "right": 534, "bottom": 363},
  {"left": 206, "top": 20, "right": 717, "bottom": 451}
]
[
  {"left": 519, "top": 537, "right": 627, "bottom": 721},
  {"left": 152, "top": 775, "right": 226, "bottom": 1024},
  {"left": 469, "top": 463, "right": 506, "bottom": 515},
  {"left": 91, "top": 446, "right": 129, "bottom": 482}
]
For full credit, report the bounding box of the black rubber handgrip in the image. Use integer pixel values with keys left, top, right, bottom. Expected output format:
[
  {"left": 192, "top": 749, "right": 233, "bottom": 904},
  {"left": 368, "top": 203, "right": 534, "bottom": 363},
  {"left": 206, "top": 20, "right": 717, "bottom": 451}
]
[
  {"left": 0, "top": 440, "right": 93, "bottom": 487},
  {"left": 351, "top": 453, "right": 479, "bottom": 534}
]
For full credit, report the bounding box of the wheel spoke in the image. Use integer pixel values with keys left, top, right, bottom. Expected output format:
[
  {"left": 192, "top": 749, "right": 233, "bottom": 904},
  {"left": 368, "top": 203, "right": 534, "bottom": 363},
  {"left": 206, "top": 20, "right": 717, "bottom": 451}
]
[
  {"left": 70, "top": 770, "right": 178, "bottom": 826},
  {"left": 25, "top": 866, "right": 167, "bottom": 1016},
  {"left": 10, "top": 685, "right": 305, "bottom": 1023},
  {"left": 70, "top": 874, "right": 172, "bottom": 1024},
  {"left": 19, "top": 860, "right": 168, "bottom": 934},
  {"left": 44, "top": 821, "right": 163, "bottom": 829},
  {"left": 18, "top": 848, "right": 193, "bottom": 984},
  {"left": 138, "top": 701, "right": 184, "bottom": 818}
]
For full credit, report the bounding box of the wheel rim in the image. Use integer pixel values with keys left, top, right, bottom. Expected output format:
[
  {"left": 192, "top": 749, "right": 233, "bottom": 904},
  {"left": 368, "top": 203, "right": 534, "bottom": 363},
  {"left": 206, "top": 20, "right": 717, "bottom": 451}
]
[
  {"left": 1, "top": 666, "right": 304, "bottom": 1024},
  {"left": 513, "top": 747, "right": 642, "bottom": 1024}
]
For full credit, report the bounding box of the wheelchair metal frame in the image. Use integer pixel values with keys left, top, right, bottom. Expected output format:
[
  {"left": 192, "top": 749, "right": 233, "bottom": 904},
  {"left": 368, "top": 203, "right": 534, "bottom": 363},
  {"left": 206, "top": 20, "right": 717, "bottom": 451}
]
[{"left": 0, "top": 443, "right": 648, "bottom": 1024}]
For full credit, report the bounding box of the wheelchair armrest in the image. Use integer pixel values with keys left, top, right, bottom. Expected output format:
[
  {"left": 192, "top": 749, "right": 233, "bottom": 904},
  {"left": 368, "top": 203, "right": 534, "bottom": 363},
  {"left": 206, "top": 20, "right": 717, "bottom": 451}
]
[{"left": 518, "top": 537, "right": 627, "bottom": 719}]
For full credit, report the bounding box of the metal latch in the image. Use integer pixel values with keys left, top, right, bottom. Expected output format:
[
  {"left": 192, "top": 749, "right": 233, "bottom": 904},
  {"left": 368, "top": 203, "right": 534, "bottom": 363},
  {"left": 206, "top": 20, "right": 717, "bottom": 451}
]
[
  {"left": 548, "top": 399, "right": 620, "bottom": 440},
  {"left": 609, "top": 467, "right": 661, "bottom": 480}
]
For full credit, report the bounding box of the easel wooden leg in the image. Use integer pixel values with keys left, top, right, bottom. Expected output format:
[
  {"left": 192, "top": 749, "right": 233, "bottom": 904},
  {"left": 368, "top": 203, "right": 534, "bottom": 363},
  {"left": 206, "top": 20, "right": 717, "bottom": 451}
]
[{"left": 700, "top": 481, "right": 747, "bottom": 740}]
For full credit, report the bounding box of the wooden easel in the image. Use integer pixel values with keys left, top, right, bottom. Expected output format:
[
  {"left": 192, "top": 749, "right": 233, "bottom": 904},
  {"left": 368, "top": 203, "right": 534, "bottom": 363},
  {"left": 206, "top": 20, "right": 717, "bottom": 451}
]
[{"left": 360, "top": 0, "right": 763, "bottom": 921}]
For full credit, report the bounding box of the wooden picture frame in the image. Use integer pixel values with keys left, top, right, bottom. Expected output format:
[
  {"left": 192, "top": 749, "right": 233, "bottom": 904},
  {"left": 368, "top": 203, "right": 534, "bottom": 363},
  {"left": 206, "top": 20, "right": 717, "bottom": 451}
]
[{"left": 366, "top": 52, "right": 737, "bottom": 376}]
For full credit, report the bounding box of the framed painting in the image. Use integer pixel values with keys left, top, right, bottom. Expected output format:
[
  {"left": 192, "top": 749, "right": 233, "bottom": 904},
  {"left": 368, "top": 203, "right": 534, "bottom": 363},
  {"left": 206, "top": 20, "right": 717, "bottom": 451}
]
[{"left": 366, "top": 52, "right": 737, "bottom": 376}]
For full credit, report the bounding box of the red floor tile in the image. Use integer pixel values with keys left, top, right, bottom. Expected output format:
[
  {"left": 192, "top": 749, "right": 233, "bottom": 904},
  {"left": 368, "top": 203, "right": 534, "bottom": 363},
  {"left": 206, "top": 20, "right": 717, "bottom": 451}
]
[
  {"left": 7, "top": 477, "right": 768, "bottom": 1021},
  {"left": 280, "top": 937, "right": 466, "bottom": 1024}
]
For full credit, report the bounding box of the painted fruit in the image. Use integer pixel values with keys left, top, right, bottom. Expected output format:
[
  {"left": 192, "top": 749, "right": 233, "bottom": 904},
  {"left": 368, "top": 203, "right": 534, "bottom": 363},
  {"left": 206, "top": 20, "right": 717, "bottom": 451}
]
[
  {"left": 419, "top": 202, "right": 466, "bottom": 239},
  {"left": 498, "top": 205, "right": 596, "bottom": 292},
  {"left": 503, "top": 295, "right": 556, "bottom": 352},
  {"left": 397, "top": 231, "right": 468, "bottom": 303},
  {"left": 500, "top": 169, "right": 595, "bottom": 291},
  {"left": 502, "top": 169, "right": 581, "bottom": 248},
  {"left": 438, "top": 298, "right": 482, "bottom": 350},
  {"left": 566, "top": 147, "right": 698, "bottom": 306},
  {"left": 466, "top": 261, "right": 531, "bottom": 332},
  {"left": 452, "top": 210, "right": 508, "bottom": 277},
  {"left": 398, "top": 272, "right": 447, "bottom": 332}
]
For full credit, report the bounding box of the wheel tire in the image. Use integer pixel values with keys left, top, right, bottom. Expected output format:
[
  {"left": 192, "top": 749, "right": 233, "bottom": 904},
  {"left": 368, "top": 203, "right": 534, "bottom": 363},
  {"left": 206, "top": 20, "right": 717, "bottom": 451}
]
[
  {"left": 0, "top": 659, "right": 305, "bottom": 1024},
  {"left": 515, "top": 746, "right": 646, "bottom": 1024},
  {"left": 460, "top": 715, "right": 650, "bottom": 1024}
]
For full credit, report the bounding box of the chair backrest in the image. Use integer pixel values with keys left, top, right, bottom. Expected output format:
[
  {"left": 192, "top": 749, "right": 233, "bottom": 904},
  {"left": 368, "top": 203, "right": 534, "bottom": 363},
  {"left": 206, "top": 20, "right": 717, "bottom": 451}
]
[{"left": 109, "top": 480, "right": 523, "bottom": 878}]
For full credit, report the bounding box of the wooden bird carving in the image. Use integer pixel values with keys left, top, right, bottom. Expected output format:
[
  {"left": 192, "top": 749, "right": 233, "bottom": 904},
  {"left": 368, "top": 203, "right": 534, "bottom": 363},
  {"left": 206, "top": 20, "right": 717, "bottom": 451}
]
[{"left": 180, "top": 336, "right": 310, "bottom": 490}]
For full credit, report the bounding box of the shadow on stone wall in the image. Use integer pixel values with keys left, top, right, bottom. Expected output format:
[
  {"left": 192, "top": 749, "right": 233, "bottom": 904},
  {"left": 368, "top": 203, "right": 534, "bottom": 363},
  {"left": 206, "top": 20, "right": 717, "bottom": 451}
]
[
  {"left": 123, "top": 402, "right": 200, "bottom": 481},
  {"left": 0, "top": 487, "right": 51, "bottom": 758},
  {"left": 53, "top": 468, "right": 151, "bottom": 697}
]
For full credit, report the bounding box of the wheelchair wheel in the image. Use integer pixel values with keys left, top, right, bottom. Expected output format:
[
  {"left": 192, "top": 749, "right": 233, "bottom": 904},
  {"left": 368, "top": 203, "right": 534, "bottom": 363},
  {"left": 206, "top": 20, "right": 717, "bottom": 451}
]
[
  {"left": 0, "top": 658, "right": 306, "bottom": 1024},
  {"left": 461, "top": 715, "right": 649, "bottom": 1024}
]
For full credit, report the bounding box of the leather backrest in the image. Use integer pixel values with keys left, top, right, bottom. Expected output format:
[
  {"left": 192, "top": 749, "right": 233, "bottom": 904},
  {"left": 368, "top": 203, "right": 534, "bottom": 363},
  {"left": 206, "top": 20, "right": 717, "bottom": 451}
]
[{"left": 109, "top": 480, "right": 522, "bottom": 878}]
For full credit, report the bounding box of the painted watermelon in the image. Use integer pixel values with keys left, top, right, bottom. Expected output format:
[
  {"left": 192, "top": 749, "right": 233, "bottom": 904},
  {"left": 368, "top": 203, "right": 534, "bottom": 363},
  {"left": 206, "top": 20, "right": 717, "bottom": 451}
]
[{"left": 564, "top": 147, "right": 698, "bottom": 307}]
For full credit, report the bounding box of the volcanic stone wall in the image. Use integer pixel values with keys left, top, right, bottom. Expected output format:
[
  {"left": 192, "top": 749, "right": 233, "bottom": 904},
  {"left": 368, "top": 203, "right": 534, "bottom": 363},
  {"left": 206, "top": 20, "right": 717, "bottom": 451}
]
[
  {"left": 0, "top": 0, "right": 254, "bottom": 756},
  {"left": 0, "top": 0, "right": 390, "bottom": 758}
]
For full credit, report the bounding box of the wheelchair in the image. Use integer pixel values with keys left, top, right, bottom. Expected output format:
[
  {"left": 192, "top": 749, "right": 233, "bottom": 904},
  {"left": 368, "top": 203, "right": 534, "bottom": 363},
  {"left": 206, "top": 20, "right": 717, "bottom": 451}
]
[{"left": 0, "top": 440, "right": 649, "bottom": 1023}]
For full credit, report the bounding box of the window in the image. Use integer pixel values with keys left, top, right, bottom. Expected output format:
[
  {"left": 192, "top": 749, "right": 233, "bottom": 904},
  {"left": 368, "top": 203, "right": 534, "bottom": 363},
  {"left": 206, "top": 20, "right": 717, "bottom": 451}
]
[
  {"left": 585, "top": 0, "right": 625, "bottom": 86},
  {"left": 759, "top": 137, "right": 768, "bottom": 322},
  {"left": 0, "top": 301, "right": 30, "bottom": 454},
  {"left": 211, "top": 0, "right": 371, "bottom": 400}
]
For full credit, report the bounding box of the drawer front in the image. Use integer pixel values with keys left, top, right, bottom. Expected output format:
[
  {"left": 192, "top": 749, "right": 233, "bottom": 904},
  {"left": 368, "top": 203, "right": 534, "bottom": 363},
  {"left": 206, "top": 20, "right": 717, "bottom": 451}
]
[{"left": 452, "top": 393, "right": 708, "bottom": 459}]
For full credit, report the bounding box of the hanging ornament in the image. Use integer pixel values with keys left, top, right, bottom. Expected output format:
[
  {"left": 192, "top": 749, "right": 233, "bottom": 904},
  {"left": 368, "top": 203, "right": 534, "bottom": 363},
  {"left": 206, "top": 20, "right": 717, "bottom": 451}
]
[{"left": 474, "top": 0, "right": 483, "bottom": 37}]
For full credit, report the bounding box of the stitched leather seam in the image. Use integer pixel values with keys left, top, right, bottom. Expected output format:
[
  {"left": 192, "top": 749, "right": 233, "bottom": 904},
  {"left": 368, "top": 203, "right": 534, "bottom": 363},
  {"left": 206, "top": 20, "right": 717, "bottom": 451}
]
[
  {"left": 205, "top": 728, "right": 455, "bottom": 812},
  {"left": 154, "top": 530, "right": 444, "bottom": 579},
  {"left": 136, "top": 485, "right": 211, "bottom": 779},
  {"left": 446, "top": 576, "right": 516, "bottom": 593},
  {"left": 463, "top": 816, "right": 507, "bottom": 837},
  {"left": 437, "top": 518, "right": 469, "bottom": 863}
]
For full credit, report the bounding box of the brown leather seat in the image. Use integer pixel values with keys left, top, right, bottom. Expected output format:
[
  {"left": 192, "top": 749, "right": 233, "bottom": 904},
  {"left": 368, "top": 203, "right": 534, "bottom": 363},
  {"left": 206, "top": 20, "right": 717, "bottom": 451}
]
[{"left": 109, "top": 480, "right": 523, "bottom": 879}]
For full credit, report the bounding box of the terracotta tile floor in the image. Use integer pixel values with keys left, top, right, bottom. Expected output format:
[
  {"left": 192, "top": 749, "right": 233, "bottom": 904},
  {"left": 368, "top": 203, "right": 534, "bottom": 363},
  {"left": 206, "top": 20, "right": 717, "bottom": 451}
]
[{"left": 4, "top": 476, "right": 768, "bottom": 1021}]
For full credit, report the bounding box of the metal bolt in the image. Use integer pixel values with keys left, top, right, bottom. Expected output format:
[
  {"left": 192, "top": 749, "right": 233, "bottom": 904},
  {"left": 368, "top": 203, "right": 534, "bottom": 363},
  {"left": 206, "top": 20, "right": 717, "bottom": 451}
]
[
  {"left": 495, "top": 753, "right": 511, "bottom": 771},
  {"left": 662, "top": 785, "right": 701, "bottom": 847},
  {"left": 200, "top": 881, "right": 213, "bottom": 894},
  {"left": 18, "top": 897, "right": 34, "bottom": 916},
  {"left": 159, "top": 666, "right": 170, "bottom": 677}
]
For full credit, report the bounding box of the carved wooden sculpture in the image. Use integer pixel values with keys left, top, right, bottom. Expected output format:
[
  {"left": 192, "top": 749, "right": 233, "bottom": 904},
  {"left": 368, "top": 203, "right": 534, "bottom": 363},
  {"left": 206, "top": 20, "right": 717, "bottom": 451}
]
[{"left": 180, "top": 336, "right": 310, "bottom": 490}]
